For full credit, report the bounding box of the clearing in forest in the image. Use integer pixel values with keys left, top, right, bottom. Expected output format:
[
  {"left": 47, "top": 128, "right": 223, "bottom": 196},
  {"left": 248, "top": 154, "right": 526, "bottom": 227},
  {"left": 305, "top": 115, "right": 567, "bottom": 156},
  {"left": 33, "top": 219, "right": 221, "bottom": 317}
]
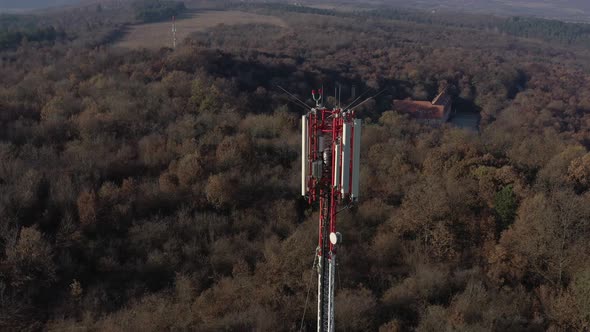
[{"left": 115, "top": 10, "right": 288, "bottom": 49}]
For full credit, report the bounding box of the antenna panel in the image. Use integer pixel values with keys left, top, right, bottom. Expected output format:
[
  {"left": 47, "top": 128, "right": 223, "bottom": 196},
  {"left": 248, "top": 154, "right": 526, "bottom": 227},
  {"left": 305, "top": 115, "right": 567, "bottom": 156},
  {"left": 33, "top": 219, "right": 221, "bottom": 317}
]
[
  {"left": 301, "top": 115, "right": 308, "bottom": 196},
  {"left": 333, "top": 143, "right": 341, "bottom": 188},
  {"left": 341, "top": 122, "right": 351, "bottom": 197},
  {"left": 312, "top": 160, "right": 323, "bottom": 179},
  {"left": 351, "top": 119, "right": 361, "bottom": 201}
]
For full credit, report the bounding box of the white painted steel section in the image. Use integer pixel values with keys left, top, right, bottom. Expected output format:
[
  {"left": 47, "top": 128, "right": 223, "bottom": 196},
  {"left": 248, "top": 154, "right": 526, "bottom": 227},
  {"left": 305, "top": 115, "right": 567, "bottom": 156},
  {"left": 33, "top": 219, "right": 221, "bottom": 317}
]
[
  {"left": 351, "top": 119, "right": 362, "bottom": 201},
  {"left": 327, "top": 256, "right": 336, "bottom": 332},
  {"left": 317, "top": 256, "right": 322, "bottom": 332},
  {"left": 302, "top": 115, "right": 308, "bottom": 196},
  {"left": 341, "top": 123, "right": 351, "bottom": 197},
  {"left": 333, "top": 143, "right": 341, "bottom": 188}
]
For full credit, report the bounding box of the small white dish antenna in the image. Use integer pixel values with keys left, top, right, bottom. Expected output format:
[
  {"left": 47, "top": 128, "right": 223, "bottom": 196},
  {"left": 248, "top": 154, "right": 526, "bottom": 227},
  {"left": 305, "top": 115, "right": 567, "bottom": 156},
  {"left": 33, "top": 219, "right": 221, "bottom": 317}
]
[{"left": 329, "top": 232, "right": 342, "bottom": 245}]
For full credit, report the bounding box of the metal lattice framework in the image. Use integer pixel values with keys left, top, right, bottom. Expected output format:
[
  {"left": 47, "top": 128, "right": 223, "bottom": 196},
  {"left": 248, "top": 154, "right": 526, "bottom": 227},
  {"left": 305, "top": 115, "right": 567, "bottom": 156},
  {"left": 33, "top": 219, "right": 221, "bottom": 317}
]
[
  {"left": 172, "top": 16, "right": 177, "bottom": 49},
  {"left": 301, "top": 89, "right": 361, "bottom": 332}
]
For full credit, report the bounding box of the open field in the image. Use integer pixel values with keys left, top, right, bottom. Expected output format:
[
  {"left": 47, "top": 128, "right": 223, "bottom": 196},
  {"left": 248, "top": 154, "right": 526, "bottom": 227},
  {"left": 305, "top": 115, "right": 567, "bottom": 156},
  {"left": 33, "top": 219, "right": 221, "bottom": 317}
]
[
  {"left": 306, "top": 3, "right": 376, "bottom": 12},
  {"left": 115, "top": 10, "right": 288, "bottom": 49}
]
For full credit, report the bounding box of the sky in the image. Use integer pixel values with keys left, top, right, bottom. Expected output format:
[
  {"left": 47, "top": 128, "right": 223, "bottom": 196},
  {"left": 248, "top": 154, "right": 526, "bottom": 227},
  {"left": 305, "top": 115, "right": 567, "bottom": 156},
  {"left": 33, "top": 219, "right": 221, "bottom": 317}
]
[
  {"left": 2, "top": 0, "right": 590, "bottom": 22},
  {"left": 0, "top": 0, "right": 80, "bottom": 11}
]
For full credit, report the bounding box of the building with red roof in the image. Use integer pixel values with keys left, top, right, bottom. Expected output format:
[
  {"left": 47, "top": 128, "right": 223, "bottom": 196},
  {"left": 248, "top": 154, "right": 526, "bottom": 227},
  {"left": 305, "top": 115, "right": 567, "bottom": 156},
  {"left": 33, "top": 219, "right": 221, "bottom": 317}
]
[{"left": 393, "top": 90, "right": 452, "bottom": 124}]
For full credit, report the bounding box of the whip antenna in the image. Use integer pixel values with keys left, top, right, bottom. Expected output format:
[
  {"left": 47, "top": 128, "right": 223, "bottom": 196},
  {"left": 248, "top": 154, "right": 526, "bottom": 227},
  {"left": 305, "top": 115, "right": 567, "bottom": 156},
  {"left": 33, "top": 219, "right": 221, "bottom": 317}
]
[
  {"left": 350, "top": 88, "right": 387, "bottom": 112},
  {"left": 343, "top": 88, "right": 372, "bottom": 110},
  {"left": 276, "top": 85, "right": 312, "bottom": 110}
]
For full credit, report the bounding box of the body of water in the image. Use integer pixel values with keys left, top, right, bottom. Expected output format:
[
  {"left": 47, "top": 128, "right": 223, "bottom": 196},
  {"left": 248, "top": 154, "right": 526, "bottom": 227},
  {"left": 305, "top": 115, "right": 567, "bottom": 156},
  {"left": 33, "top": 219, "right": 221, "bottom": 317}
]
[{"left": 449, "top": 110, "right": 480, "bottom": 131}]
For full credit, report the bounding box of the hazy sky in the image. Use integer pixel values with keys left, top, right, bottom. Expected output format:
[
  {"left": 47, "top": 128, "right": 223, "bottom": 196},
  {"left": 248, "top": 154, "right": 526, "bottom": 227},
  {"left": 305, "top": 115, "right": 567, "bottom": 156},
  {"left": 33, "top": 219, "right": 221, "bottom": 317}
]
[
  {"left": 0, "top": 0, "right": 79, "bottom": 10},
  {"left": 2, "top": 0, "right": 590, "bottom": 22}
]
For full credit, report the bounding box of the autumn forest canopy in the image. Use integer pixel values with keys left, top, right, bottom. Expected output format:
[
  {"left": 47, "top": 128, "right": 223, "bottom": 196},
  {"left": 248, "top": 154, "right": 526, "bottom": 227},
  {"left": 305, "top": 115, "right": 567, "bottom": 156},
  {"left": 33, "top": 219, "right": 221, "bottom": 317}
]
[{"left": 2, "top": 0, "right": 590, "bottom": 331}]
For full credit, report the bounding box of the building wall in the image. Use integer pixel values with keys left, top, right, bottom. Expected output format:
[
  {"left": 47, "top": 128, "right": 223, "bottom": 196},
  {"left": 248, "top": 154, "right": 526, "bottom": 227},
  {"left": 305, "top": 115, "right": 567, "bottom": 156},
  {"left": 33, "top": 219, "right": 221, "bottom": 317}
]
[{"left": 441, "top": 102, "right": 452, "bottom": 122}]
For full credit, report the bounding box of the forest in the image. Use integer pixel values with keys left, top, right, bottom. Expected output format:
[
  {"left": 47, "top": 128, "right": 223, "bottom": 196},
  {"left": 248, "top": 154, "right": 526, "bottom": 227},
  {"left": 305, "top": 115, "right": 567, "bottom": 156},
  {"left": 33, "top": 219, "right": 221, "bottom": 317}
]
[
  {"left": 1, "top": 1, "right": 590, "bottom": 331},
  {"left": 132, "top": 0, "right": 187, "bottom": 23},
  {"left": 0, "top": 15, "right": 66, "bottom": 51},
  {"left": 377, "top": 0, "right": 590, "bottom": 24},
  {"left": 246, "top": 3, "right": 590, "bottom": 47}
]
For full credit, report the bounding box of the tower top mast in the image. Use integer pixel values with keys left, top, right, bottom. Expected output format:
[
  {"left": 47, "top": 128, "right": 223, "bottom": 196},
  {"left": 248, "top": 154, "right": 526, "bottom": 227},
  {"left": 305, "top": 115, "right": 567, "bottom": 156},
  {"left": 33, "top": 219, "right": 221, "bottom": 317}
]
[
  {"left": 301, "top": 89, "right": 362, "bottom": 331},
  {"left": 172, "top": 16, "right": 177, "bottom": 49}
]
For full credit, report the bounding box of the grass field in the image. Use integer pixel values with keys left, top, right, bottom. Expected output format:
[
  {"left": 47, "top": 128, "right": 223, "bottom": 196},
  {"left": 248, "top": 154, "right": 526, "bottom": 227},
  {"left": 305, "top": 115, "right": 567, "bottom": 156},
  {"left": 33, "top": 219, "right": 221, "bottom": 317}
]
[
  {"left": 115, "top": 10, "right": 288, "bottom": 49},
  {"left": 307, "top": 3, "right": 376, "bottom": 12}
]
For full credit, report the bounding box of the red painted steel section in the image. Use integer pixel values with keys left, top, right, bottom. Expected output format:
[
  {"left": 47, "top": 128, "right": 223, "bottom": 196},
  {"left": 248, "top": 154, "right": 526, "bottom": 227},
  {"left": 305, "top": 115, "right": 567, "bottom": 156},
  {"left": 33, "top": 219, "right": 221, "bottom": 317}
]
[{"left": 305, "top": 106, "right": 356, "bottom": 257}]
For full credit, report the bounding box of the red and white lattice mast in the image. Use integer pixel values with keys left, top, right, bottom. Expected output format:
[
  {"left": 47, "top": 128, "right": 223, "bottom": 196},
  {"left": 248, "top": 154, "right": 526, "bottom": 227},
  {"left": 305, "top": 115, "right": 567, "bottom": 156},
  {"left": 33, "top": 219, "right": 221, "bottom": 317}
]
[
  {"left": 171, "top": 16, "right": 177, "bottom": 49},
  {"left": 302, "top": 89, "right": 361, "bottom": 332}
]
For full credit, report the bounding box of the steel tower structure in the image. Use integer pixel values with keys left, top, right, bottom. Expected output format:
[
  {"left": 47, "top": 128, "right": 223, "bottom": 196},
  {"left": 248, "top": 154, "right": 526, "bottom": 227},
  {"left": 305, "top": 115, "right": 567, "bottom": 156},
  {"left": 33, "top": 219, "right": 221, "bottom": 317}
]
[
  {"left": 172, "top": 16, "right": 177, "bottom": 49},
  {"left": 301, "top": 89, "right": 361, "bottom": 332}
]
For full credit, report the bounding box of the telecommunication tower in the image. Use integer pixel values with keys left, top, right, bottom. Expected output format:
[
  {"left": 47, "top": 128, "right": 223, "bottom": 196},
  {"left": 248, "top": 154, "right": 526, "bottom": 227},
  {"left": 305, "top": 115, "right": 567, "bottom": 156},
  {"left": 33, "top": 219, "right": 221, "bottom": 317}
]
[
  {"left": 172, "top": 16, "right": 177, "bottom": 49},
  {"left": 301, "top": 89, "right": 362, "bottom": 332}
]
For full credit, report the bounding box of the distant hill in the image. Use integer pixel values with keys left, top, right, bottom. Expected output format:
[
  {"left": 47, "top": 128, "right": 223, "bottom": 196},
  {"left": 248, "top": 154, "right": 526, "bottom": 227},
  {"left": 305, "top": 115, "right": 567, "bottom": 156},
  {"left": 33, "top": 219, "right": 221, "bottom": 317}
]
[{"left": 383, "top": 0, "right": 590, "bottom": 22}]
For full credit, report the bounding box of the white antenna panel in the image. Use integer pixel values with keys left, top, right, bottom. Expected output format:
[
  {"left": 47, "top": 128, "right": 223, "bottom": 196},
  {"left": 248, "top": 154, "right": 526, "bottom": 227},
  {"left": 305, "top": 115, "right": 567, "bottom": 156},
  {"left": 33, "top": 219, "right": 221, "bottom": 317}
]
[
  {"left": 341, "top": 122, "right": 351, "bottom": 197},
  {"left": 301, "top": 115, "right": 308, "bottom": 196},
  {"left": 351, "top": 119, "right": 361, "bottom": 201},
  {"left": 333, "top": 143, "right": 341, "bottom": 188}
]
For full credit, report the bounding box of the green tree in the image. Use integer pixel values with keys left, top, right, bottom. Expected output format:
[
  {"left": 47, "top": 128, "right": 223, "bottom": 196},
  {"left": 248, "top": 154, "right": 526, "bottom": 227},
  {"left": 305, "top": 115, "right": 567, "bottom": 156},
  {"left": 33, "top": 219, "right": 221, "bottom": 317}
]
[{"left": 494, "top": 185, "right": 517, "bottom": 231}]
